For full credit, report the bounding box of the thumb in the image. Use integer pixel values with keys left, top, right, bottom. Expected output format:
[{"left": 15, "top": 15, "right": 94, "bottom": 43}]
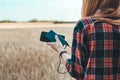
[
  {"left": 55, "top": 35, "right": 62, "bottom": 46},
  {"left": 55, "top": 35, "right": 60, "bottom": 42}
]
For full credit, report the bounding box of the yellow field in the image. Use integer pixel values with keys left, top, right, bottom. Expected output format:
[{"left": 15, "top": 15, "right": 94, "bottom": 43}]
[{"left": 0, "top": 22, "right": 75, "bottom": 80}]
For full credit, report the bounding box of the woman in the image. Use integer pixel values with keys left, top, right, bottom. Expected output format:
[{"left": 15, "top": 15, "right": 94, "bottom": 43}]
[{"left": 48, "top": 0, "right": 120, "bottom": 80}]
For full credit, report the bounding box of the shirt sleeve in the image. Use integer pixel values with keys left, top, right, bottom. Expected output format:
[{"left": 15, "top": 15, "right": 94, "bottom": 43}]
[{"left": 65, "top": 20, "right": 89, "bottom": 80}]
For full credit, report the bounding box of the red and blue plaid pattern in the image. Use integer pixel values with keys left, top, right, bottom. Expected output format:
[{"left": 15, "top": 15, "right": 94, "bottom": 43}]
[{"left": 66, "top": 18, "right": 120, "bottom": 80}]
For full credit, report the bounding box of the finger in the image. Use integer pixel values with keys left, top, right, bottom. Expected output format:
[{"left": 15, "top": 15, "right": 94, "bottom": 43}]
[
  {"left": 51, "top": 46, "right": 58, "bottom": 52},
  {"left": 47, "top": 42, "right": 55, "bottom": 45}
]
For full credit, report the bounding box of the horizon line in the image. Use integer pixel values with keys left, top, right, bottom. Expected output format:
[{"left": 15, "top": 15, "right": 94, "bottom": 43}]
[{"left": 0, "top": 19, "right": 77, "bottom": 23}]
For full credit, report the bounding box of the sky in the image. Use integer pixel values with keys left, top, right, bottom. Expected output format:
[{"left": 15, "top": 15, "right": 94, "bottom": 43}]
[{"left": 0, "top": 0, "right": 82, "bottom": 21}]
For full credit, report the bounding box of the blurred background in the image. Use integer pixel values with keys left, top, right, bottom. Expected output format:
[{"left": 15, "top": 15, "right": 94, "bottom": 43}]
[{"left": 0, "top": 0, "right": 82, "bottom": 80}]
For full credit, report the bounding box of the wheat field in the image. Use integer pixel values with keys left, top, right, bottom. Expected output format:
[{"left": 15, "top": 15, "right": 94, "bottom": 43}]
[{"left": 0, "top": 23, "right": 75, "bottom": 80}]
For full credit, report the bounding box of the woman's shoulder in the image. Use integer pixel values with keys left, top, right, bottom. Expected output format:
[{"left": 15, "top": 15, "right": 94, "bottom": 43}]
[
  {"left": 74, "top": 17, "right": 95, "bottom": 31},
  {"left": 77, "top": 17, "right": 95, "bottom": 26}
]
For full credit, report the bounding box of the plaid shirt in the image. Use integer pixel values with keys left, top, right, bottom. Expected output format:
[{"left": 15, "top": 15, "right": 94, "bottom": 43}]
[{"left": 66, "top": 18, "right": 120, "bottom": 80}]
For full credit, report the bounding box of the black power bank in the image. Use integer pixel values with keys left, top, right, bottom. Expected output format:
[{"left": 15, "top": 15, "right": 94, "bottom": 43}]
[{"left": 40, "top": 31, "right": 51, "bottom": 42}]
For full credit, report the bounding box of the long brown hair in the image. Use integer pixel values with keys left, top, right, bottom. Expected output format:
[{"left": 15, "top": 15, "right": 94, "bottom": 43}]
[{"left": 82, "top": 0, "right": 120, "bottom": 25}]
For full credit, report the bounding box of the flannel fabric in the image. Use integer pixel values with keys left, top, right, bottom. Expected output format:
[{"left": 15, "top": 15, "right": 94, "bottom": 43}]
[{"left": 66, "top": 17, "right": 120, "bottom": 80}]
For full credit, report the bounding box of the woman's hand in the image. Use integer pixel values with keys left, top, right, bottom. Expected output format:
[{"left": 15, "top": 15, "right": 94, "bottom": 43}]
[
  {"left": 47, "top": 35, "right": 70, "bottom": 61},
  {"left": 47, "top": 35, "right": 65, "bottom": 53}
]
